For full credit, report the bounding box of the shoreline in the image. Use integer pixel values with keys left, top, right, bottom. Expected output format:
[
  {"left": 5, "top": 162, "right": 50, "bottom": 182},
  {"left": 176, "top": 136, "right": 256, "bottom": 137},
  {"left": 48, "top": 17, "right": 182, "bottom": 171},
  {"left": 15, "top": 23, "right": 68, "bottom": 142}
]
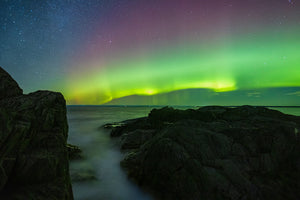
[{"left": 105, "top": 106, "right": 300, "bottom": 200}]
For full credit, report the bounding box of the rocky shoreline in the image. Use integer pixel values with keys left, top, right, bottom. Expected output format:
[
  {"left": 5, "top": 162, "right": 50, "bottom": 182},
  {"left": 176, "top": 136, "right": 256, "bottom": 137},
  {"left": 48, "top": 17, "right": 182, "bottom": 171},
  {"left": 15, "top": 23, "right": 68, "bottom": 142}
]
[
  {"left": 106, "top": 106, "right": 300, "bottom": 200},
  {"left": 0, "top": 67, "right": 73, "bottom": 199}
]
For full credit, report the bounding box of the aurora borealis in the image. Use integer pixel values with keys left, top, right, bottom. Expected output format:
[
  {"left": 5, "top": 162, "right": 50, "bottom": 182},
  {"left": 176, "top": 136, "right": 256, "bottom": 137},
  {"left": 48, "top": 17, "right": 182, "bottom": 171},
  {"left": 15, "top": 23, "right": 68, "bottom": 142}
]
[{"left": 1, "top": 0, "right": 300, "bottom": 105}]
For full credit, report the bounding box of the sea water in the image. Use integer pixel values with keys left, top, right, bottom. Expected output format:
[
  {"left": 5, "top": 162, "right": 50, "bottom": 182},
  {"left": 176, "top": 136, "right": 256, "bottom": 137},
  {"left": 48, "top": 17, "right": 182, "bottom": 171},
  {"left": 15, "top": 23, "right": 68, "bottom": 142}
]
[
  {"left": 67, "top": 106, "right": 161, "bottom": 200},
  {"left": 67, "top": 106, "right": 300, "bottom": 200}
]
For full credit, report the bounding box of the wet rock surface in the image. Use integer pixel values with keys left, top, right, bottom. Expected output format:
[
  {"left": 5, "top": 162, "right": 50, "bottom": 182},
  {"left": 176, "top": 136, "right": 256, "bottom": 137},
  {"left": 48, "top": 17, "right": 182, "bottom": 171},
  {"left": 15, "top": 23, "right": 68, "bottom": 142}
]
[
  {"left": 108, "top": 106, "right": 300, "bottom": 200},
  {"left": 67, "top": 144, "right": 83, "bottom": 160},
  {"left": 0, "top": 67, "right": 73, "bottom": 199}
]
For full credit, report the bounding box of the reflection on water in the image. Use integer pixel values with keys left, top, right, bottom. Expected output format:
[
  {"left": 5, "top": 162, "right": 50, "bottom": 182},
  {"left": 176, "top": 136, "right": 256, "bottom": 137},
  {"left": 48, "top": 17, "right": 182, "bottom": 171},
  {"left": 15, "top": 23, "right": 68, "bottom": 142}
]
[{"left": 67, "top": 106, "right": 300, "bottom": 200}]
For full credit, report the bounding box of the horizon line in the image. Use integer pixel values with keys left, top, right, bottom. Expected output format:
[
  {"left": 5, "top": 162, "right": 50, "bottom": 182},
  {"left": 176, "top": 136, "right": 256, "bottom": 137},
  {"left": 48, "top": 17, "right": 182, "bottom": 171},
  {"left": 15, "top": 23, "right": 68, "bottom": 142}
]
[{"left": 66, "top": 105, "right": 300, "bottom": 107}]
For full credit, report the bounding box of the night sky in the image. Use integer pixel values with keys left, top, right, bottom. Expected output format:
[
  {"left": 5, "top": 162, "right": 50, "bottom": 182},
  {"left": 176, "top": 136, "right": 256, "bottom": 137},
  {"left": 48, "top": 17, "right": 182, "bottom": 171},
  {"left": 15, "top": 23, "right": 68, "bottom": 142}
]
[{"left": 1, "top": 0, "right": 300, "bottom": 105}]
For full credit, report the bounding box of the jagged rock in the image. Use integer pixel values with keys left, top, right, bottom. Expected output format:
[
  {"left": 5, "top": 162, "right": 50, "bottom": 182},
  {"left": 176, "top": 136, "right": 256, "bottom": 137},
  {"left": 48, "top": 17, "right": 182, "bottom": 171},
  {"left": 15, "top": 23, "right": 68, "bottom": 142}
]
[
  {"left": 67, "top": 144, "right": 83, "bottom": 160},
  {"left": 0, "top": 66, "right": 23, "bottom": 100},
  {"left": 111, "top": 106, "right": 300, "bottom": 200},
  {"left": 106, "top": 117, "right": 149, "bottom": 137},
  {"left": 0, "top": 67, "right": 73, "bottom": 199},
  {"left": 120, "top": 129, "right": 155, "bottom": 150}
]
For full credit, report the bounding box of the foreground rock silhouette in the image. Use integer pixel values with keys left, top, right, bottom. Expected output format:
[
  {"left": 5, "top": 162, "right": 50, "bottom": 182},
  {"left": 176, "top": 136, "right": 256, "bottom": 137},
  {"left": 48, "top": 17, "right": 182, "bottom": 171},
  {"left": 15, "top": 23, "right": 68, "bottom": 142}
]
[
  {"left": 0, "top": 67, "right": 73, "bottom": 199},
  {"left": 108, "top": 106, "right": 300, "bottom": 200}
]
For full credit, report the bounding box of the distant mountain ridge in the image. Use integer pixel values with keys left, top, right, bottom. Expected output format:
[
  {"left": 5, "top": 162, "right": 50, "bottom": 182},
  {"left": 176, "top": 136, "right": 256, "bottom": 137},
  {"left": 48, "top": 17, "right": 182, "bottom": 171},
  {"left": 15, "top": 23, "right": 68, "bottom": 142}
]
[{"left": 104, "top": 87, "right": 300, "bottom": 106}]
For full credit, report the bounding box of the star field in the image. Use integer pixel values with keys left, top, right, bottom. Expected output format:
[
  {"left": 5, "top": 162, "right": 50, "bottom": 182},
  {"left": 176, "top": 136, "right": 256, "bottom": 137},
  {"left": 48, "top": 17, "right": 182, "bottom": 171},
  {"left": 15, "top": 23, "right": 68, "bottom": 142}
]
[{"left": 0, "top": 0, "right": 300, "bottom": 105}]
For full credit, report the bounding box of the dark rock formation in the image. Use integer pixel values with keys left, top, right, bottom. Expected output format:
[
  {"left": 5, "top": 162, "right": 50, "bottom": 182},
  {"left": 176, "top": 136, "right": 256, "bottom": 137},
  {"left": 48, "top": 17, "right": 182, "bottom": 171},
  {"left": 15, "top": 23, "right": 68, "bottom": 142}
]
[
  {"left": 107, "top": 106, "right": 300, "bottom": 200},
  {"left": 67, "top": 144, "right": 83, "bottom": 160},
  {"left": 0, "top": 67, "right": 22, "bottom": 99},
  {"left": 0, "top": 66, "right": 73, "bottom": 199}
]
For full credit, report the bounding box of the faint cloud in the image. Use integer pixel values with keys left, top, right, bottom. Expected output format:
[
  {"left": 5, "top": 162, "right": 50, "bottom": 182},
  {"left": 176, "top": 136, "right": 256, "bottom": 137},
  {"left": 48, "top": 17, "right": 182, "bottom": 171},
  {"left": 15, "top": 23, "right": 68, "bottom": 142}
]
[
  {"left": 247, "top": 92, "right": 261, "bottom": 98},
  {"left": 286, "top": 91, "right": 300, "bottom": 96}
]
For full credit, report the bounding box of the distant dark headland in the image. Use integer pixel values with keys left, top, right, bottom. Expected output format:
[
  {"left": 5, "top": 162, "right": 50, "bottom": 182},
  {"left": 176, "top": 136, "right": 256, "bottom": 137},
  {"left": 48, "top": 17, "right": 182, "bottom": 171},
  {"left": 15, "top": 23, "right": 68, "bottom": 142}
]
[
  {"left": 102, "top": 87, "right": 300, "bottom": 106},
  {"left": 0, "top": 67, "right": 73, "bottom": 199},
  {"left": 106, "top": 106, "right": 300, "bottom": 200},
  {"left": 68, "top": 105, "right": 300, "bottom": 108}
]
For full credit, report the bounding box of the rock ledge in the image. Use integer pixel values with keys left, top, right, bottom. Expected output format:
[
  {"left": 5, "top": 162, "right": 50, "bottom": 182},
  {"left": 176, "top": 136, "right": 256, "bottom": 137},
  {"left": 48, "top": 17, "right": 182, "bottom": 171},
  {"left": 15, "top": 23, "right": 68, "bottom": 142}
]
[
  {"left": 0, "top": 66, "right": 73, "bottom": 199},
  {"left": 108, "top": 106, "right": 300, "bottom": 200}
]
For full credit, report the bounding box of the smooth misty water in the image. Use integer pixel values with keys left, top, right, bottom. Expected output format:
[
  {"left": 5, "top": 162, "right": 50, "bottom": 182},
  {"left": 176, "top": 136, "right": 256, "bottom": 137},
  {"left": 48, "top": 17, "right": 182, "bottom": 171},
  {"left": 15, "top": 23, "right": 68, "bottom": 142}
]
[
  {"left": 67, "top": 106, "right": 165, "bottom": 200},
  {"left": 67, "top": 106, "right": 300, "bottom": 200}
]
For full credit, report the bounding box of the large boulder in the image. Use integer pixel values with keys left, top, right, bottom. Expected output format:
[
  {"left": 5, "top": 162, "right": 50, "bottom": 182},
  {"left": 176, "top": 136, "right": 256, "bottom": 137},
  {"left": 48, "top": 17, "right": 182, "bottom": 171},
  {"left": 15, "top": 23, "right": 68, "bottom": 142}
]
[
  {"left": 0, "top": 67, "right": 73, "bottom": 199},
  {"left": 109, "top": 106, "right": 300, "bottom": 200}
]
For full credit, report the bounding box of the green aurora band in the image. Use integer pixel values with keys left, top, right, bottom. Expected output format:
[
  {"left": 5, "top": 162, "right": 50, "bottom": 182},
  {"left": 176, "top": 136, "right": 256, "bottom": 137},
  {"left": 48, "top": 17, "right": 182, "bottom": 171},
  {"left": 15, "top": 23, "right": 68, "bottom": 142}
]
[
  {"left": 2, "top": 0, "right": 300, "bottom": 105},
  {"left": 62, "top": 28, "right": 300, "bottom": 104}
]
